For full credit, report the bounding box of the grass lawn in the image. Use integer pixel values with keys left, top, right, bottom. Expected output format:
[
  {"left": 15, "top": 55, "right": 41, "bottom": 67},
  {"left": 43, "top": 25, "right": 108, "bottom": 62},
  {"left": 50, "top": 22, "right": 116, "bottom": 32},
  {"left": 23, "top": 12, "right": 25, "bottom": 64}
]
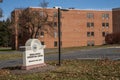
[
  {"left": 0, "top": 47, "right": 14, "bottom": 51},
  {"left": 0, "top": 45, "right": 120, "bottom": 80},
  {"left": 0, "top": 59, "right": 120, "bottom": 80},
  {"left": 0, "top": 53, "right": 22, "bottom": 61}
]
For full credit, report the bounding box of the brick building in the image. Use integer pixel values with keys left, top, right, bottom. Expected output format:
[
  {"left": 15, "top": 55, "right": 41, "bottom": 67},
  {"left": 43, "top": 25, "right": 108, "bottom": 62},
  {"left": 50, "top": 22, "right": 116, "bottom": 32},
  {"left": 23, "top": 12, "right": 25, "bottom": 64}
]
[
  {"left": 112, "top": 8, "right": 120, "bottom": 33},
  {"left": 11, "top": 7, "right": 120, "bottom": 49}
]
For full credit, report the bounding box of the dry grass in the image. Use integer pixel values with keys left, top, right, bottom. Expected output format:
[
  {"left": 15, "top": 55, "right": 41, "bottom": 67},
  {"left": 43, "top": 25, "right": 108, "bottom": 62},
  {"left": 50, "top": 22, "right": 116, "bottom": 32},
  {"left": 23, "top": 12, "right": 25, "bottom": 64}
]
[
  {"left": 0, "top": 53, "right": 22, "bottom": 61},
  {"left": 0, "top": 59, "right": 120, "bottom": 80}
]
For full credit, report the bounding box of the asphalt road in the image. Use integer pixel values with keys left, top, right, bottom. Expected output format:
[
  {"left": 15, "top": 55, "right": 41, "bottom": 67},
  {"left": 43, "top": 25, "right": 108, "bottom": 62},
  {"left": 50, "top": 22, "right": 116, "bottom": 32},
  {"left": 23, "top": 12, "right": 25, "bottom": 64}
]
[
  {"left": 0, "top": 47, "right": 120, "bottom": 68},
  {"left": 46, "top": 47, "right": 120, "bottom": 60}
]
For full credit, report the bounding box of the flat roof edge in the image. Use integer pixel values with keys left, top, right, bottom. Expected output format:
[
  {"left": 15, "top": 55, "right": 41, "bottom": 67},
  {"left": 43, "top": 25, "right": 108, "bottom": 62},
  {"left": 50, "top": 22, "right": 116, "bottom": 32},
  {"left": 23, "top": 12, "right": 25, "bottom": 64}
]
[
  {"left": 112, "top": 8, "right": 120, "bottom": 11},
  {"left": 28, "top": 7, "right": 112, "bottom": 11}
]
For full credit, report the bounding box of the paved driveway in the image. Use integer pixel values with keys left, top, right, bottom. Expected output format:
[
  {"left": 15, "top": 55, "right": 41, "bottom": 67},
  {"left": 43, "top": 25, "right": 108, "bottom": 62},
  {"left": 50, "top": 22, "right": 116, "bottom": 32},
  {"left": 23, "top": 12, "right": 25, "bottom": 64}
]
[{"left": 0, "top": 47, "right": 120, "bottom": 68}]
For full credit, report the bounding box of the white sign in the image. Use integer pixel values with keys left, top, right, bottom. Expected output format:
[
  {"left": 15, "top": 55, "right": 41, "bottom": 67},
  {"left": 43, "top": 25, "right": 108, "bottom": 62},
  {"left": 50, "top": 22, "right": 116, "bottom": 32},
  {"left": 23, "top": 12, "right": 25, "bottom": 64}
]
[{"left": 23, "top": 39, "right": 45, "bottom": 68}]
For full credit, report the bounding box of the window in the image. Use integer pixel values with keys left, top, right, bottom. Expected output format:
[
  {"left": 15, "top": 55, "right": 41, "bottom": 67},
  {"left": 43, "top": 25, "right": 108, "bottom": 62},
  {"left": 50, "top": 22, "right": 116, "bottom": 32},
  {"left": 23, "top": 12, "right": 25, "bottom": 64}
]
[
  {"left": 54, "top": 22, "right": 57, "bottom": 27},
  {"left": 87, "top": 13, "right": 94, "bottom": 19},
  {"left": 40, "top": 32, "right": 44, "bottom": 37},
  {"left": 102, "top": 23, "right": 109, "bottom": 27},
  {"left": 102, "top": 32, "right": 108, "bottom": 37},
  {"left": 91, "top": 32, "right": 94, "bottom": 36},
  {"left": 106, "top": 14, "right": 109, "bottom": 19},
  {"left": 54, "top": 41, "right": 57, "bottom": 47},
  {"left": 91, "top": 23, "right": 94, "bottom": 27},
  {"left": 41, "top": 41, "right": 44, "bottom": 45},
  {"left": 102, "top": 13, "right": 109, "bottom": 19},
  {"left": 87, "top": 32, "right": 94, "bottom": 37},
  {"left": 87, "top": 23, "right": 90, "bottom": 27},
  {"left": 87, "top": 32, "right": 91, "bottom": 37},
  {"left": 87, "top": 41, "right": 94, "bottom": 46},
  {"left": 102, "top": 32, "right": 105, "bottom": 37},
  {"left": 102, "top": 23, "right": 105, "bottom": 27},
  {"left": 53, "top": 12, "right": 57, "bottom": 17},
  {"left": 87, "top": 22, "right": 94, "bottom": 28},
  {"left": 60, "top": 41, "right": 62, "bottom": 46},
  {"left": 87, "top": 41, "right": 91, "bottom": 46},
  {"left": 106, "top": 23, "right": 109, "bottom": 27},
  {"left": 54, "top": 32, "right": 57, "bottom": 38}
]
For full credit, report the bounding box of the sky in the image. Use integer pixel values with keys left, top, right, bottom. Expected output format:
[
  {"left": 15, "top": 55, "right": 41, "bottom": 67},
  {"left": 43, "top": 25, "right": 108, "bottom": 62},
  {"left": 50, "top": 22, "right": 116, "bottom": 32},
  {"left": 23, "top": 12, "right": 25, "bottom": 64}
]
[{"left": 0, "top": 0, "right": 120, "bottom": 21}]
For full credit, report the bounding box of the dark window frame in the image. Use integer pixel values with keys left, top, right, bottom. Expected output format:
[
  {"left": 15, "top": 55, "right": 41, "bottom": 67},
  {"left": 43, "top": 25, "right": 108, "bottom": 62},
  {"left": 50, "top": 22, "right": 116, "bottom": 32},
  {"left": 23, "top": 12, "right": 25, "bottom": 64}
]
[
  {"left": 87, "top": 41, "right": 95, "bottom": 46},
  {"left": 53, "top": 12, "right": 58, "bottom": 17},
  {"left": 91, "top": 23, "right": 94, "bottom": 27},
  {"left": 91, "top": 32, "right": 94, "bottom": 36},
  {"left": 102, "top": 23, "right": 109, "bottom": 27},
  {"left": 41, "top": 41, "right": 44, "bottom": 45},
  {"left": 106, "top": 23, "right": 109, "bottom": 27},
  {"left": 102, "top": 23, "right": 105, "bottom": 27},
  {"left": 102, "top": 32, "right": 106, "bottom": 37},
  {"left": 53, "top": 22, "right": 57, "bottom": 27},
  {"left": 87, "top": 13, "right": 94, "bottom": 19},
  {"left": 102, "top": 13, "right": 109, "bottom": 19},
  {"left": 54, "top": 41, "right": 57, "bottom": 47},
  {"left": 87, "top": 22, "right": 90, "bottom": 27},
  {"left": 40, "top": 32, "right": 44, "bottom": 36},
  {"left": 87, "top": 32, "right": 94, "bottom": 37},
  {"left": 87, "top": 32, "right": 91, "bottom": 37},
  {"left": 87, "top": 22, "right": 94, "bottom": 28}
]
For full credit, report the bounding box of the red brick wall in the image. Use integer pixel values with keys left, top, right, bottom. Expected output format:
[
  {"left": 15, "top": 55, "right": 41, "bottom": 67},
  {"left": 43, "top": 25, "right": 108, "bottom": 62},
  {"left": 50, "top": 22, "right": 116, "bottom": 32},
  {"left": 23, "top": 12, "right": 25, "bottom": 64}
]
[
  {"left": 61, "top": 9, "right": 112, "bottom": 47},
  {"left": 11, "top": 7, "right": 113, "bottom": 49}
]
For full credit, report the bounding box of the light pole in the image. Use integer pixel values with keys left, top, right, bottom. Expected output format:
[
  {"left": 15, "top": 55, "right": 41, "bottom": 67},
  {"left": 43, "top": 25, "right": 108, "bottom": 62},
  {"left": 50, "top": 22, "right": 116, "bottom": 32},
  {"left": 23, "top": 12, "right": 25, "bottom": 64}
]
[
  {"left": 58, "top": 8, "right": 61, "bottom": 66},
  {"left": 57, "top": 8, "right": 69, "bottom": 66}
]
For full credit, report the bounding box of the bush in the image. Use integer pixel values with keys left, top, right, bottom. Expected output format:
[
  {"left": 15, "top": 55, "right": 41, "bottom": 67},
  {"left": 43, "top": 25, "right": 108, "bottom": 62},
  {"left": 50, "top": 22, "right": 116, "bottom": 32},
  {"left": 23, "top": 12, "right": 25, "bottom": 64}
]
[{"left": 105, "top": 32, "right": 120, "bottom": 44}]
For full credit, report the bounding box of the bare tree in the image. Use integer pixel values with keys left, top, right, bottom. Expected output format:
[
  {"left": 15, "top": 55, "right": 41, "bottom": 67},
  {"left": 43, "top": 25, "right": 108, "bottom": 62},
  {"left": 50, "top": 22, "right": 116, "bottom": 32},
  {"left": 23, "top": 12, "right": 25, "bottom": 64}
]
[
  {"left": 18, "top": 7, "right": 55, "bottom": 38},
  {"left": 40, "top": 0, "right": 49, "bottom": 8},
  {"left": 11, "top": 1, "right": 56, "bottom": 50}
]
